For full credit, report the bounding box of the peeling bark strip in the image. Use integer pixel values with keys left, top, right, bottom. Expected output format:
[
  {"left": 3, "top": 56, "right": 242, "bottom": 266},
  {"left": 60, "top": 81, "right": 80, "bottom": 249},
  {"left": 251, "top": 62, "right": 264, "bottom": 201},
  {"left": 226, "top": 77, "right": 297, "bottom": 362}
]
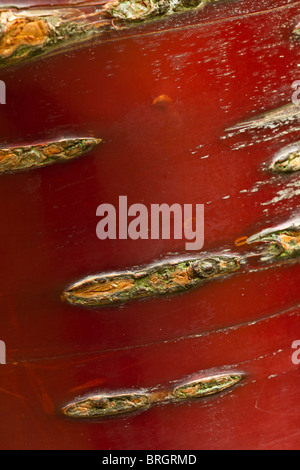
[
  {"left": 63, "top": 393, "right": 150, "bottom": 418},
  {"left": 0, "top": 1, "right": 221, "bottom": 67},
  {"left": 105, "top": 0, "right": 219, "bottom": 22},
  {"left": 0, "top": 138, "right": 101, "bottom": 174},
  {"left": 62, "top": 255, "right": 240, "bottom": 306},
  {"left": 173, "top": 374, "right": 242, "bottom": 399},
  {"left": 294, "top": 23, "right": 300, "bottom": 36},
  {"left": 227, "top": 103, "right": 300, "bottom": 131},
  {"left": 0, "top": 7, "right": 109, "bottom": 67},
  {"left": 271, "top": 142, "right": 300, "bottom": 173},
  {"left": 247, "top": 219, "right": 300, "bottom": 262},
  {"left": 63, "top": 372, "right": 242, "bottom": 418}
]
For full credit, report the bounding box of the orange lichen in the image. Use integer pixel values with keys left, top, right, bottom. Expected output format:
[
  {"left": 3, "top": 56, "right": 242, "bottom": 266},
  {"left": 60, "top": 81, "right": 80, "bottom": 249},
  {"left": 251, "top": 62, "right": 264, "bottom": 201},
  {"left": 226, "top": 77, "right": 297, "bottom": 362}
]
[
  {"left": 278, "top": 232, "right": 300, "bottom": 251},
  {"left": 173, "top": 375, "right": 242, "bottom": 399},
  {"left": 63, "top": 256, "right": 240, "bottom": 307},
  {"left": 63, "top": 373, "right": 243, "bottom": 419},
  {"left": 247, "top": 221, "right": 300, "bottom": 261},
  {"left": 149, "top": 274, "right": 159, "bottom": 284},
  {"left": 171, "top": 268, "right": 192, "bottom": 286},
  {"left": 0, "top": 138, "right": 101, "bottom": 174},
  {"left": 0, "top": 17, "right": 49, "bottom": 58},
  {"left": 64, "top": 393, "right": 149, "bottom": 418},
  {"left": 0, "top": 150, "right": 19, "bottom": 168},
  {"left": 42, "top": 144, "right": 65, "bottom": 157}
]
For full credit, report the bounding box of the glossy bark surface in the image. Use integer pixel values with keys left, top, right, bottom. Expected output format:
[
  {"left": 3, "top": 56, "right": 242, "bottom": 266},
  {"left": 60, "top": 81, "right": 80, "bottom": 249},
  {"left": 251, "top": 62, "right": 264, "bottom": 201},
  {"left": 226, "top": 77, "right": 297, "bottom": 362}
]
[{"left": 0, "top": 0, "right": 299, "bottom": 449}]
